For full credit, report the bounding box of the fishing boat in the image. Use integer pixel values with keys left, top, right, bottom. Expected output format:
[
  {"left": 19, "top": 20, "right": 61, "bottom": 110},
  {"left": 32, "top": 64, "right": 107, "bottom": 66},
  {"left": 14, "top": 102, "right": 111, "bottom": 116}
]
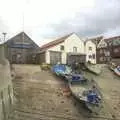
[
  {"left": 52, "top": 64, "right": 72, "bottom": 77},
  {"left": 52, "top": 64, "right": 83, "bottom": 80},
  {"left": 52, "top": 64, "right": 103, "bottom": 112},
  {"left": 68, "top": 76, "right": 103, "bottom": 113},
  {"left": 85, "top": 63, "right": 102, "bottom": 75},
  {"left": 109, "top": 62, "right": 117, "bottom": 71},
  {"left": 114, "top": 66, "right": 120, "bottom": 76}
]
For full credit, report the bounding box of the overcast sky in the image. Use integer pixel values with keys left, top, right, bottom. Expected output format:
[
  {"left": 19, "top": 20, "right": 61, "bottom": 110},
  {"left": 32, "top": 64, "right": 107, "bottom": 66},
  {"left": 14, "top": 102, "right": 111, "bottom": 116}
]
[{"left": 0, "top": 0, "right": 120, "bottom": 46}]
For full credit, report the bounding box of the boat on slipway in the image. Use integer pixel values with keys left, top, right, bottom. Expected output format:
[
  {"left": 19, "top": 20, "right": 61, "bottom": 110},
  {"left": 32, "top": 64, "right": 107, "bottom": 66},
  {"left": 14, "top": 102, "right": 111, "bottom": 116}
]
[
  {"left": 85, "top": 63, "right": 102, "bottom": 75},
  {"left": 52, "top": 64, "right": 84, "bottom": 81},
  {"left": 68, "top": 76, "right": 103, "bottom": 113},
  {"left": 109, "top": 62, "right": 117, "bottom": 71},
  {"left": 51, "top": 64, "right": 72, "bottom": 78},
  {"left": 52, "top": 64, "right": 103, "bottom": 113},
  {"left": 114, "top": 66, "right": 120, "bottom": 77}
]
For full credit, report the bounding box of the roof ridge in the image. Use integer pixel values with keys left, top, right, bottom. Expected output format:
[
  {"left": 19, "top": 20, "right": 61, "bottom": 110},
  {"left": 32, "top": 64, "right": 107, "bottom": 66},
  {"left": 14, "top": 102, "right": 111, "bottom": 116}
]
[
  {"left": 40, "top": 32, "right": 74, "bottom": 49},
  {"left": 88, "top": 35, "right": 104, "bottom": 40},
  {"left": 104, "top": 35, "right": 120, "bottom": 40},
  {"left": 5, "top": 31, "right": 39, "bottom": 47},
  {"left": 7, "top": 31, "right": 25, "bottom": 40}
]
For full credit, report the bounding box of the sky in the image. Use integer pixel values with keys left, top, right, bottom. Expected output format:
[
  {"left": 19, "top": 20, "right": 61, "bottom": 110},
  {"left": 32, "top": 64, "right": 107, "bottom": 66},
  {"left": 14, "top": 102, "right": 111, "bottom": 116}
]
[{"left": 0, "top": 0, "right": 120, "bottom": 46}]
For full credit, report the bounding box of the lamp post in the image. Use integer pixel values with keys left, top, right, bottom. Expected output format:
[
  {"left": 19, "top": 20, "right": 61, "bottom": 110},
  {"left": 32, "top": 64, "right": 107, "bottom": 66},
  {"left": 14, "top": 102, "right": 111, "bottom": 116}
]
[{"left": 2, "top": 32, "right": 7, "bottom": 43}]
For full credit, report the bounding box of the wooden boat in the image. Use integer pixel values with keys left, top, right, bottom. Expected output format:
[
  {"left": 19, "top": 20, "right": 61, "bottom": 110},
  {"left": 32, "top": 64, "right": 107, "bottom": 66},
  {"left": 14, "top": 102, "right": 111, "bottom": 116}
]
[
  {"left": 52, "top": 64, "right": 103, "bottom": 112},
  {"left": 85, "top": 63, "right": 102, "bottom": 75},
  {"left": 68, "top": 77, "right": 103, "bottom": 113},
  {"left": 52, "top": 64, "right": 72, "bottom": 77},
  {"left": 109, "top": 62, "right": 117, "bottom": 71},
  {"left": 114, "top": 66, "right": 120, "bottom": 76}
]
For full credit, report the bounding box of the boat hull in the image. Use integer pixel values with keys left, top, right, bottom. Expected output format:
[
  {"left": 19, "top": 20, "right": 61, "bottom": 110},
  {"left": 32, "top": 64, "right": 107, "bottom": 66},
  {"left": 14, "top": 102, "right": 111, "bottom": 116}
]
[
  {"left": 69, "top": 80, "right": 103, "bottom": 113},
  {"left": 114, "top": 68, "right": 120, "bottom": 76},
  {"left": 85, "top": 64, "right": 102, "bottom": 75}
]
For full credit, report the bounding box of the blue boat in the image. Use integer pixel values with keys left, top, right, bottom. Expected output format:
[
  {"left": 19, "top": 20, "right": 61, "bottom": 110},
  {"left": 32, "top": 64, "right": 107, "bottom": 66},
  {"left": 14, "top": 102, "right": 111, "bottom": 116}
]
[
  {"left": 68, "top": 78, "right": 103, "bottom": 113},
  {"left": 114, "top": 66, "right": 120, "bottom": 76},
  {"left": 109, "top": 62, "right": 117, "bottom": 71},
  {"left": 52, "top": 64, "right": 103, "bottom": 113},
  {"left": 52, "top": 64, "right": 85, "bottom": 82},
  {"left": 52, "top": 64, "right": 72, "bottom": 77}
]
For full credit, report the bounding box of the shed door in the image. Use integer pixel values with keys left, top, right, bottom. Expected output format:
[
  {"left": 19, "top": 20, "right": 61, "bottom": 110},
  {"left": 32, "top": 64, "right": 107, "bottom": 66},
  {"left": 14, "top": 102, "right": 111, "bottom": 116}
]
[
  {"left": 50, "top": 51, "right": 61, "bottom": 64},
  {"left": 67, "top": 55, "right": 86, "bottom": 65}
]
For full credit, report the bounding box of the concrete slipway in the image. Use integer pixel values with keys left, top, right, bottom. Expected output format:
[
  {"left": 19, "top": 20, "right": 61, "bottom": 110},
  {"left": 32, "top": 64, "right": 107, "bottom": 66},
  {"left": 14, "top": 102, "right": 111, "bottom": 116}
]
[
  {"left": 7, "top": 64, "right": 120, "bottom": 120},
  {"left": 0, "top": 45, "right": 13, "bottom": 120}
]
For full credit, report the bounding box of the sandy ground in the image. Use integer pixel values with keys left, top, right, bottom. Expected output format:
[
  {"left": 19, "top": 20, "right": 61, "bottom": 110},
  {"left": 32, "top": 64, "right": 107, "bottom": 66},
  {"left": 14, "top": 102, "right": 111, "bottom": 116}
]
[
  {"left": 8, "top": 64, "right": 88, "bottom": 120},
  {"left": 84, "top": 64, "right": 120, "bottom": 119},
  {"left": 8, "top": 64, "right": 120, "bottom": 120}
]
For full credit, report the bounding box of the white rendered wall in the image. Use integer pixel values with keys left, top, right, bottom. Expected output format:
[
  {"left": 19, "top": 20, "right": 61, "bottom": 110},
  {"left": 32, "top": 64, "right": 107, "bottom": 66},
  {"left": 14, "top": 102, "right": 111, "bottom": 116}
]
[
  {"left": 65, "top": 34, "right": 85, "bottom": 54},
  {"left": 85, "top": 40, "right": 96, "bottom": 64},
  {"left": 45, "top": 33, "right": 85, "bottom": 64}
]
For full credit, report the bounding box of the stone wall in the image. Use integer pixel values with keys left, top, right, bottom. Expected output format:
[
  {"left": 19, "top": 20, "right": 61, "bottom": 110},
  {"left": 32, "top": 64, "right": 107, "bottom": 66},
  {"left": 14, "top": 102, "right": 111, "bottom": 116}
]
[{"left": 0, "top": 45, "right": 13, "bottom": 120}]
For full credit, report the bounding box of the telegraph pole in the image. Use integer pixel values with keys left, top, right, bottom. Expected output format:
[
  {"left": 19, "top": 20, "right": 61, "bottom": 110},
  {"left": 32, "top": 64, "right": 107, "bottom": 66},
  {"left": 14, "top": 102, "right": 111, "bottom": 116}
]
[
  {"left": 2, "top": 32, "right": 7, "bottom": 42},
  {"left": 2, "top": 32, "right": 7, "bottom": 57}
]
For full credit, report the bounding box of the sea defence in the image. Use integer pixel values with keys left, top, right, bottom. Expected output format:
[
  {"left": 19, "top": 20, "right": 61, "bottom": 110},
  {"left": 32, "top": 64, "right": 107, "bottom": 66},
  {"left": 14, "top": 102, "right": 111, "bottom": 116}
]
[{"left": 0, "top": 44, "right": 13, "bottom": 120}]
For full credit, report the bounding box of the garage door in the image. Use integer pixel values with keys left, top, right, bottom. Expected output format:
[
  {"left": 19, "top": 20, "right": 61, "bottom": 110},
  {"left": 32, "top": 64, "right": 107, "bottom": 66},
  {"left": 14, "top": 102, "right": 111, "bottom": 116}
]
[
  {"left": 67, "top": 54, "right": 86, "bottom": 65},
  {"left": 50, "top": 51, "right": 61, "bottom": 64}
]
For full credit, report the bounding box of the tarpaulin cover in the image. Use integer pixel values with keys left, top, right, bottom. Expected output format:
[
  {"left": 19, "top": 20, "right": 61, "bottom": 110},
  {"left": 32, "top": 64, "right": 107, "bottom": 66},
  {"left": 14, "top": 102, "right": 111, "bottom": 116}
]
[
  {"left": 87, "top": 92, "right": 99, "bottom": 104},
  {"left": 71, "top": 74, "right": 85, "bottom": 82},
  {"left": 52, "top": 64, "right": 71, "bottom": 76},
  {"left": 117, "top": 66, "right": 120, "bottom": 71}
]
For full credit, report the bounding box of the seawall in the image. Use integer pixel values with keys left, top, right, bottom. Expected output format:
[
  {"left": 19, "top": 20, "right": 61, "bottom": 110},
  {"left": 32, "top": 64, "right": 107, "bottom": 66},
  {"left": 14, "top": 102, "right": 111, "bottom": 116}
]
[{"left": 0, "top": 44, "right": 13, "bottom": 120}]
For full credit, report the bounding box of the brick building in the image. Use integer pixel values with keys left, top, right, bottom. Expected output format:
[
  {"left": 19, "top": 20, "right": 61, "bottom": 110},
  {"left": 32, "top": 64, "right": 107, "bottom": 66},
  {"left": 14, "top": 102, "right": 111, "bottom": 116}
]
[
  {"left": 97, "top": 35, "right": 120, "bottom": 64},
  {"left": 87, "top": 36, "right": 104, "bottom": 64}
]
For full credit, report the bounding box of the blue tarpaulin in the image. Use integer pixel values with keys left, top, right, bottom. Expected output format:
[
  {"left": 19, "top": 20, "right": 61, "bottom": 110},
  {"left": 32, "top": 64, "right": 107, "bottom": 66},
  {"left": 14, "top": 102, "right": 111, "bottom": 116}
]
[
  {"left": 71, "top": 74, "right": 85, "bottom": 82},
  {"left": 52, "top": 64, "right": 72, "bottom": 76},
  {"left": 52, "top": 64, "right": 85, "bottom": 83},
  {"left": 52, "top": 64, "right": 66, "bottom": 76}
]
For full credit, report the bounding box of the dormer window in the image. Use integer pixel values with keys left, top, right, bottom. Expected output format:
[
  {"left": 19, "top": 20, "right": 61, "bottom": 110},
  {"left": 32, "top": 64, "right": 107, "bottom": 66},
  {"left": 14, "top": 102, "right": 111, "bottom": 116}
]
[{"left": 73, "top": 47, "right": 77, "bottom": 52}]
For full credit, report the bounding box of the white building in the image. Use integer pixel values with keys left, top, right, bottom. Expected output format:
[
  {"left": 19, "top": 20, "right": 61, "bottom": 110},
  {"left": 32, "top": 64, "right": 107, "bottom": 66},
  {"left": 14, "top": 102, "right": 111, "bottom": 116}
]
[
  {"left": 97, "top": 38, "right": 108, "bottom": 48},
  {"left": 84, "top": 39, "right": 96, "bottom": 64},
  {"left": 37, "top": 33, "right": 86, "bottom": 64}
]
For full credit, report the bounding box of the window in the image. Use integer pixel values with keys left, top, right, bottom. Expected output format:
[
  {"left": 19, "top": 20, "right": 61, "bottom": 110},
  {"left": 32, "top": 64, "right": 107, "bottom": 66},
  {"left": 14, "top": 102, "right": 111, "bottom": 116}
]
[
  {"left": 17, "top": 54, "right": 21, "bottom": 58},
  {"left": 89, "top": 55, "right": 92, "bottom": 59},
  {"left": 92, "top": 54, "right": 95, "bottom": 59},
  {"left": 114, "top": 48, "right": 119, "bottom": 53},
  {"left": 100, "top": 57, "right": 104, "bottom": 61},
  {"left": 89, "top": 47, "right": 92, "bottom": 50},
  {"left": 60, "top": 45, "right": 64, "bottom": 51},
  {"left": 73, "top": 47, "right": 77, "bottom": 52},
  {"left": 100, "top": 49, "right": 103, "bottom": 54},
  {"left": 104, "top": 51, "right": 110, "bottom": 56}
]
